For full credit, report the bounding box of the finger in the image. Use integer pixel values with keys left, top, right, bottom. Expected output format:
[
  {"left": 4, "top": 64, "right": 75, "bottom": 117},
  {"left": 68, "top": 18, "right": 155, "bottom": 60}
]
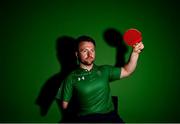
[
  {"left": 133, "top": 42, "right": 140, "bottom": 48},
  {"left": 136, "top": 42, "right": 143, "bottom": 47},
  {"left": 135, "top": 46, "right": 144, "bottom": 53},
  {"left": 138, "top": 49, "right": 143, "bottom": 53},
  {"left": 133, "top": 44, "right": 141, "bottom": 49},
  {"left": 139, "top": 43, "right": 144, "bottom": 50},
  {"left": 137, "top": 42, "right": 144, "bottom": 49}
]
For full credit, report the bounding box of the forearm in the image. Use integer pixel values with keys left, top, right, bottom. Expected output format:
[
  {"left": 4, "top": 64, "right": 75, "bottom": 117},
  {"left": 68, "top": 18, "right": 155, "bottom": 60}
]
[
  {"left": 120, "top": 51, "right": 139, "bottom": 78},
  {"left": 124, "top": 51, "right": 139, "bottom": 74},
  {"left": 120, "top": 42, "right": 144, "bottom": 78}
]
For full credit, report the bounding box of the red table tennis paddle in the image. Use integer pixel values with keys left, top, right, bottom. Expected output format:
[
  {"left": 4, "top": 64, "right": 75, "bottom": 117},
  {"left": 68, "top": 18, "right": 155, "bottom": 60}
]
[{"left": 123, "top": 28, "right": 142, "bottom": 46}]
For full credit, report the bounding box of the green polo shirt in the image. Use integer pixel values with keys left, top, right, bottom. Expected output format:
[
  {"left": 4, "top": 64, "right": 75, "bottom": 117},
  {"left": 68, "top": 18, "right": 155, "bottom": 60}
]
[{"left": 56, "top": 65, "right": 121, "bottom": 116}]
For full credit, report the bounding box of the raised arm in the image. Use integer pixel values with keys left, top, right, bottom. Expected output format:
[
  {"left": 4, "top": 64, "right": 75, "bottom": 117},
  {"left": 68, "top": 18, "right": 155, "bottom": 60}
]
[{"left": 120, "top": 42, "right": 144, "bottom": 78}]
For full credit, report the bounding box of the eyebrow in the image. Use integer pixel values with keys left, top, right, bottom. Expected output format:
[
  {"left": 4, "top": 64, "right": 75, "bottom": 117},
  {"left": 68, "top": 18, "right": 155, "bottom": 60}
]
[{"left": 79, "top": 47, "right": 94, "bottom": 52}]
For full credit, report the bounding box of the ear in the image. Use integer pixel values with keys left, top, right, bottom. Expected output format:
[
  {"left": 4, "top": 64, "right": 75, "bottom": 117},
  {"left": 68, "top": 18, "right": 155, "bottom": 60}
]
[{"left": 75, "top": 52, "right": 78, "bottom": 58}]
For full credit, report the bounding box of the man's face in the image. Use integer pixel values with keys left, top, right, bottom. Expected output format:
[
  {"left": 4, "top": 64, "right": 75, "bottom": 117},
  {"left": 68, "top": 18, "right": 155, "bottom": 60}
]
[{"left": 77, "top": 41, "right": 95, "bottom": 65}]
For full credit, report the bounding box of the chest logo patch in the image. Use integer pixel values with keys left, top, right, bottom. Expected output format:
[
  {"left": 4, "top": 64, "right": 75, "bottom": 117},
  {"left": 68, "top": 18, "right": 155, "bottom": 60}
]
[{"left": 78, "top": 76, "right": 85, "bottom": 81}]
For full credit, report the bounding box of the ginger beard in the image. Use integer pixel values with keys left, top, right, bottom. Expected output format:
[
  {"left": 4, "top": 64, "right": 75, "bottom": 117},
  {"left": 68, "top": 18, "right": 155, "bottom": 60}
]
[
  {"left": 81, "top": 56, "right": 95, "bottom": 65},
  {"left": 77, "top": 42, "right": 95, "bottom": 66},
  {"left": 78, "top": 52, "right": 95, "bottom": 66}
]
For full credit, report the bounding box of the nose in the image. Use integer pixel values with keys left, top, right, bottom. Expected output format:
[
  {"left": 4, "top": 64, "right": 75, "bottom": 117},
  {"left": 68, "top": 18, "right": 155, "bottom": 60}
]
[{"left": 87, "top": 51, "right": 93, "bottom": 57}]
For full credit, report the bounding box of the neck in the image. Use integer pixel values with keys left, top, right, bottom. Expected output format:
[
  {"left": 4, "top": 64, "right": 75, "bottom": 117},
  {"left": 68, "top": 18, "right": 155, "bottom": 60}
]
[{"left": 80, "top": 63, "right": 94, "bottom": 71}]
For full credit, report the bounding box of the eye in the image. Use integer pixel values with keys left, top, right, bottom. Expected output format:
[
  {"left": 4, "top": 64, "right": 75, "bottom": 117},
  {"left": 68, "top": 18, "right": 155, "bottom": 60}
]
[
  {"left": 91, "top": 49, "right": 95, "bottom": 53},
  {"left": 80, "top": 49, "right": 88, "bottom": 53},
  {"left": 83, "top": 49, "right": 88, "bottom": 53}
]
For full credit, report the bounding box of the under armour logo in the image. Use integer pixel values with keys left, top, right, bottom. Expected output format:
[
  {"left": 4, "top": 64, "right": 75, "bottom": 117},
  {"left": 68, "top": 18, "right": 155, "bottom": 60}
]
[{"left": 78, "top": 76, "right": 85, "bottom": 81}]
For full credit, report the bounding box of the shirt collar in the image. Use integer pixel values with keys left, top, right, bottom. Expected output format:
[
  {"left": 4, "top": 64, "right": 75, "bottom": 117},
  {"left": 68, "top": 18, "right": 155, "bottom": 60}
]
[{"left": 77, "top": 64, "right": 98, "bottom": 73}]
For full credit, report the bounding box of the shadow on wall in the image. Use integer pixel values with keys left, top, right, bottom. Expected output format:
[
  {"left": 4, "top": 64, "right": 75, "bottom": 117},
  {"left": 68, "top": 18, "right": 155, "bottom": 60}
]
[
  {"left": 103, "top": 28, "right": 128, "bottom": 68},
  {"left": 35, "top": 36, "right": 78, "bottom": 117}
]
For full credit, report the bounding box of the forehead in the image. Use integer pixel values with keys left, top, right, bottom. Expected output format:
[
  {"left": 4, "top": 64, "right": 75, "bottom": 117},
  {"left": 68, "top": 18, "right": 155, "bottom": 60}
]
[{"left": 79, "top": 41, "right": 95, "bottom": 49}]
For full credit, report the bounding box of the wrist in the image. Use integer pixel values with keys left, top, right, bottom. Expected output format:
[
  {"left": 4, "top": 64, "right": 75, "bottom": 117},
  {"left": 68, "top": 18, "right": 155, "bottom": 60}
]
[{"left": 132, "top": 51, "right": 139, "bottom": 56}]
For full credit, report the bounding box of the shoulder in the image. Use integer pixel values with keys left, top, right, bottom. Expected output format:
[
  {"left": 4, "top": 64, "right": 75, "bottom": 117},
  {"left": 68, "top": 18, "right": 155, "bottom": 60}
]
[
  {"left": 66, "top": 69, "right": 78, "bottom": 79},
  {"left": 97, "top": 65, "right": 114, "bottom": 70},
  {"left": 65, "top": 68, "right": 83, "bottom": 81},
  {"left": 95, "top": 65, "right": 115, "bottom": 74},
  {"left": 96, "top": 65, "right": 121, "bottom": 74}
]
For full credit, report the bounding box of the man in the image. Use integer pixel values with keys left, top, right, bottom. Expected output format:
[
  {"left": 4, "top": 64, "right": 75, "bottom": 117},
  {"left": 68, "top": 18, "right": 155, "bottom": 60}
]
[{"left": 56, "top": 35, "right": 144, "bottom": 123}]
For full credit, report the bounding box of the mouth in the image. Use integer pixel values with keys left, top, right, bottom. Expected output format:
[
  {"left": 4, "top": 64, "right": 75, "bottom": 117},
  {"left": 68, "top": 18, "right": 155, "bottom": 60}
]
[{"left": 87, "top": 57, "right": 94, "bottom": 60}]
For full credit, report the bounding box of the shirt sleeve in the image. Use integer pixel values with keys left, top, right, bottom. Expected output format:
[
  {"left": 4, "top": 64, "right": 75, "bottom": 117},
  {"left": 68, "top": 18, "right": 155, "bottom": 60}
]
[
  {"left": 56, "top": 75, "right": 73, "bottom": 102},
  {"left": 108, "top": 65, "right": 121, "bottom": 82}
]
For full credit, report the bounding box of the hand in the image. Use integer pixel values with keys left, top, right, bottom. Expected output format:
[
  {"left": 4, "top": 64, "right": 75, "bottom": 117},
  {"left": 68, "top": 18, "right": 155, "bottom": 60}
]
[{"left": 133, "top": 42, "right": 144, "bottom": 54}]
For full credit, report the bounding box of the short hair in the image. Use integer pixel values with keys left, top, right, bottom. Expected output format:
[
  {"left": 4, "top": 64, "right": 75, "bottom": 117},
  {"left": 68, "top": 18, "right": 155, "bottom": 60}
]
[{"left": 75, "top": 35, "right": 96, "bottom": 51}]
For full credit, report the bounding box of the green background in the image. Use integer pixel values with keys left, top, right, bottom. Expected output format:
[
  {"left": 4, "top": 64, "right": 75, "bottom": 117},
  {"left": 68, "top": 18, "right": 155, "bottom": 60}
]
[{"left": 1, "top": 0, "right": 180, "bottom": 122}]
